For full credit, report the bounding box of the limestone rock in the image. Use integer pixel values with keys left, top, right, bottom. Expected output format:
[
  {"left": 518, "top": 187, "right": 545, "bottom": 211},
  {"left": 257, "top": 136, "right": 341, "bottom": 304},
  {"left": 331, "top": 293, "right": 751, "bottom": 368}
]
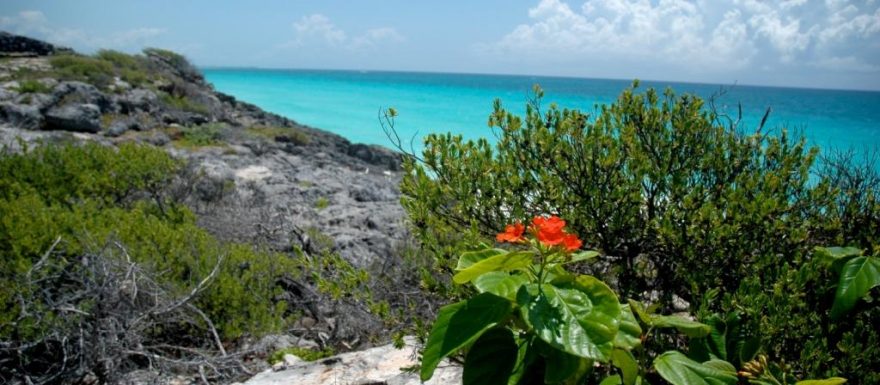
[
  {"left": 0, "top": 102, "right": 43, "bottom": 129},
  {"left": 241, "top": 338, "right": 461, "bottom": 385},
  {"left": 44, "top": 103, "right": 101, "bottom": 133},
  {"left": 52, "top": 81, "right": 111, "bottom": 112}
]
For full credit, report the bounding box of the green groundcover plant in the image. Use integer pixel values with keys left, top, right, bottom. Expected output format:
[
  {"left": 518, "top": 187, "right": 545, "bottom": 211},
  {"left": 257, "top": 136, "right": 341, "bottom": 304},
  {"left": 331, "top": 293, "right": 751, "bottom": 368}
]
[{"left": 419, "top": 216, "right": 848, "bottom": 385}]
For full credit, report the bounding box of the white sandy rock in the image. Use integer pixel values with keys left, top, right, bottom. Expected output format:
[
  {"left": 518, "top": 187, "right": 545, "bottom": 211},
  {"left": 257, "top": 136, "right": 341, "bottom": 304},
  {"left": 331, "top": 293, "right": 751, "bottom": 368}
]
[{"left": 242, "top": 337, "right": 461, "bottom": 385}]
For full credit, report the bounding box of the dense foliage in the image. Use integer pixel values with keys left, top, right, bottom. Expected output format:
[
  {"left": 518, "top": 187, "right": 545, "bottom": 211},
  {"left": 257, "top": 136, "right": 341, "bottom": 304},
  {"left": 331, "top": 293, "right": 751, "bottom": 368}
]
[
  {"left": 420, "top": 216, "right": 848, "bottom": 385},
  {"left": 399, "top": 83, "right": 879, "bottom": 382},
  {"left": 0, "top": 142, "right": 302, "bottom": 382}
]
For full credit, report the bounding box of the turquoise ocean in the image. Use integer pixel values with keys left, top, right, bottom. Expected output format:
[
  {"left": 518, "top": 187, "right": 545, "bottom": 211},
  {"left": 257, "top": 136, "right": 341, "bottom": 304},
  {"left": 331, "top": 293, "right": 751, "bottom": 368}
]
[{"left": 203, "top": 69, "right": 880, "bottom": 158}]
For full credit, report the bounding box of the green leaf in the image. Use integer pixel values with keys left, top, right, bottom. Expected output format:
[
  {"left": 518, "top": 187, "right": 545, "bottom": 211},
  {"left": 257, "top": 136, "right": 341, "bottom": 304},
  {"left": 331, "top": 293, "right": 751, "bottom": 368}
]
[
  {"left": 830, "top": 256, "right": 880, "bottom": 319},
  {"left": 517, "top": 279, "right": 620, "bottom": 361},
  {"left": 795, "top": 378, "right": 847, "bottom": 385},
  {"left": 815, "top": 247, "right": 864, "bottom": 273},
  {"left": 652, "top": 315, "right": 711, "bottom": 338},
  {"left": 568, "top": 250, "right": 599, "bottom": 264},
  {"left": 474, "top": 271, "right": 529, "bottom": 301},
  {"left": 701, "top": 360, "right": 736, "bottom": 372},
  {"left": 420, "top": 293, "right": 513, "bottom": 381},
  {"left": 457, "top": 248, "right": 507, "bottom": 270},
  {"left": 540, "top": 341, "right": 590, "bottom": 384},
  {"left": 454, "top": 251, "right": 534, "bottom": 284},
  {"left": 653, "top": 351, "right": 738, "bottom": 385},
  {"left": 611, "top": 348, "right": 639, "bottom": 385},
  {"left": 628, "top": 299, "right": 652, "bottom": 325},
  {"left": 815, "top": 246, "right": 863, "bottom": 262},
  {"left": 463, "top": 327, "right": 518, "bottom": 385},
  {"left": 614, "top": 304, "right": 643, "bottom": 350},
  {"left": 600, "top": 375, "right": 623, "bottom": 385}
]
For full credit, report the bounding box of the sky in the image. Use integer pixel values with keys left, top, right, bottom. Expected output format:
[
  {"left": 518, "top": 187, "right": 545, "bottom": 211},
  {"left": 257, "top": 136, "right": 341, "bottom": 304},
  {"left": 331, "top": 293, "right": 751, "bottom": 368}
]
[{"left": 1, "top": 0, "right": 879, "bottom": 91}]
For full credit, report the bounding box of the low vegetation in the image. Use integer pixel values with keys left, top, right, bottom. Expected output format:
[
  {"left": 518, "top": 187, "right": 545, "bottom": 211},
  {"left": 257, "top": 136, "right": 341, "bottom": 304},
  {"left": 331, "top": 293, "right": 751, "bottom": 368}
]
[
  {"left": 394, "top": 83, "right": 879, "bottom": 383},
  {"left": 0, "top": 141, "right": 385, "bottom": 384}
]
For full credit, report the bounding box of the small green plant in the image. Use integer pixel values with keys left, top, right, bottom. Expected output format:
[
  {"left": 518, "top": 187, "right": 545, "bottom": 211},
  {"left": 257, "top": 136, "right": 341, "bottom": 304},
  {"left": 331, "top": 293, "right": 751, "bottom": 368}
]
[
  {"left": 172, "top": 123, "right": 226, "bottom": 148},
  {"left": 315, "top": 197, "right": 329, "bottom": 210},
  {"left": 15, "top": 79, "right": 51, "bottom": 94},
  {"left": 419, "top": 216, "right": 845, "bottom": 385},
  {"left": 246, "top": 125, "right": 310, "bottom": 145},
  {"left": 160, "top": 92, "right": 209, "bottom": 114}
]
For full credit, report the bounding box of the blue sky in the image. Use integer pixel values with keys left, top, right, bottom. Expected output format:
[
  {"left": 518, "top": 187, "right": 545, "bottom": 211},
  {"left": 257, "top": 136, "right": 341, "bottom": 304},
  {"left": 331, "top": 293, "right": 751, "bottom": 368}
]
[{"left": 1, "top": 0, "right": 879, "bottom": 90}]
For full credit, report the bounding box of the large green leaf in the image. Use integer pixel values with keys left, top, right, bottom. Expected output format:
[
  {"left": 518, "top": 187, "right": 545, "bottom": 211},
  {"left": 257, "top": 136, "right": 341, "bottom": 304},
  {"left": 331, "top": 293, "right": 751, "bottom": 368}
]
[
  {"left": 457, "top": 248, "right": 508, "bottom": 270},
  {"left": 651, "top": 315, "right": 711, "bottom": 338},
  {"left": 600, "top": 375, "right": 623, "bottom": 385},
  {"left": 463, "top": 327, "right": 518, "bottom": 385},
  {"left": 653, "top": 351, "right": 737, "bottom": 385},
  {"left": 614, "top": 304, "right": 643, "bottom": 350},
  {"left": 539, "top": 340, "right": 591, "bottom": 384},
  {"left": 517, "top": 279, "right": 619, "bottom": 361},
  {"left": 795, "top": 378, "right": 847, "bottom": 385},
  {"left": 420, "top": 293, "right": 513, "bottom": 381},
  {"left": 830, "top": 256, "right": 880, "bottom": 319},
  {"left": 611, "top": 348, "right": 639, "bottom": 385},
  {"left": 474, "top": 271, "right": 529, "bottom": 301},
  {"left": 454, "top": 251, "right": 534, "bottom": 284},
  {"left": 690, "top": 312, "right": 758, "bottom": 367},
  {"left": 815, "top": 246, "right": 864, "bottom": 274}
]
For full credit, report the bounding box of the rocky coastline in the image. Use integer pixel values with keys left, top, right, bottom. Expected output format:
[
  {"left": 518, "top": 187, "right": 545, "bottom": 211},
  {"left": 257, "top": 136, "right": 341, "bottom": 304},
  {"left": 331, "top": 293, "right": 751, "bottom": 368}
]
[
  {"left": 0, "top": 31, "right": 406, "bottom": 268},
  {"left": 0, "top": 32, "right": 458, "bottom": 384}
]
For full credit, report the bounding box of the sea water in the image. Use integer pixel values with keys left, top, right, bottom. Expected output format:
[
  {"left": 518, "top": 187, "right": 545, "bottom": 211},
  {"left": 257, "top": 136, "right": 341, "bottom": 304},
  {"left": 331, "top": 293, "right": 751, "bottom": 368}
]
[{"left": 203, "top": 69, "right": 880, "bottom": 159}]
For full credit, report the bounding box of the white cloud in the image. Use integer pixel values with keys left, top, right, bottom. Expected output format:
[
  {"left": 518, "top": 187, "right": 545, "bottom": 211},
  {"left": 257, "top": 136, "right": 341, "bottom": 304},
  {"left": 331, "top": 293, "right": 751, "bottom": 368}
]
[
  {"left": 491, "top": 0, "right": 880, "bottom": 75},
  {"left": 293, "top": 14, "right": 347, "bottom": 46},
  {"left": 0, "top": 10, "right": 165, "bottom": 50},
  {"left": 287, "top": 14, "right": 404, "bottom": 51}
]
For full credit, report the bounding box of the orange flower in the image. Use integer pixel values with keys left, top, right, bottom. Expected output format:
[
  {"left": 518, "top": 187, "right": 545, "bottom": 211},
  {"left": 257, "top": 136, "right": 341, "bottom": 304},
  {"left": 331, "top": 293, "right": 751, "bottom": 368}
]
[
  {"left": 532, "top": 215, "right": 567, "bottom": 246},
  {"left": 561, "top": 233, "right": 582, "bottom": 252},
  {"left": 496, "top": 223, "right": 526, "bottom": 243},
  {"left": 531, "top": 215, "right": 582, "bottom": 252}
]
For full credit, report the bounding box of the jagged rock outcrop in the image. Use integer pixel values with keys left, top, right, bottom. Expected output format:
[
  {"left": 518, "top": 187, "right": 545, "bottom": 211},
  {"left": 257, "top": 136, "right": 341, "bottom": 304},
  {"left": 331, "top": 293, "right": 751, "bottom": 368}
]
[{"left": 0, "top": 31, "right": 70, "bottom": 56}]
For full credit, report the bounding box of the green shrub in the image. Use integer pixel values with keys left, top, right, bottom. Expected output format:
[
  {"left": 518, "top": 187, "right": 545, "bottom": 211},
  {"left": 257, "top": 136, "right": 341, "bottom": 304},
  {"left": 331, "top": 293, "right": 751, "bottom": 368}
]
[
  {"left": 15, "top": 79, "right": 51, "bottom": 94},
  {"left": 49, "top": 54, "right": 116, "bottom": 88},
  {"left": 95, "top": 49, "right": 152, "bottom": 86},
  {"left": 398, "top": 83, "right": 879, "bottom": 381},
  {"left": 0, "top": 142, "right": 297, "bottom": 341},
  {"left": 161, "top": 92, "right": 209, "bottom": 114},
  {"left": 172, "top": 123, "right": 227, "bottom": 148}
]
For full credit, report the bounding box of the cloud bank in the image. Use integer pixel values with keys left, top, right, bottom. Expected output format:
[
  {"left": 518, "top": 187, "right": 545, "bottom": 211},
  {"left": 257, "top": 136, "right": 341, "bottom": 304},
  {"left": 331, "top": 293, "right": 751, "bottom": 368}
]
[{"left": 493, "top": 0, "right": 880, "bottom": 76}]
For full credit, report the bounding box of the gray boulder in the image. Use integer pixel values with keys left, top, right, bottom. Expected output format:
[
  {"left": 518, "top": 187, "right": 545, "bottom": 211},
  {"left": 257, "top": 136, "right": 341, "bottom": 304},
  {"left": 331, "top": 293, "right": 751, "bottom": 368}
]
[
  {"left": 106, "top": 117, "right": 141, "bottom": 137},
  {"left": 52, "top": 81, "right": 111, "bottom": 112},
  {"left": 44, "top": 103, "right": 101, "bottom": 133},
  {"left": 0, "top": 102, "right": 43, "bottom": 129},
  {"left": 118, "top": 88, "right": 158, "bottom": 113}
]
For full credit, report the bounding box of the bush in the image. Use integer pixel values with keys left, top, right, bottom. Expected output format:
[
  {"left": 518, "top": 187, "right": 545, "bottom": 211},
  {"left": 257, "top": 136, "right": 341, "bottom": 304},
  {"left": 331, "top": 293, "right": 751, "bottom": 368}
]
[
  {"left": 0, "top": 142, "right": 301, "bottom": 382},
  {"left": 398, "top": 83, "right": 879, "bottom": 381},
  {"left": 15, "top": 79, "right": 51, "bottom": 94},
  {"left": 160, "top": 92, "right": 209, "bottom": 114},
  {"left": 49, "top": 54, "right": 116, "bottom": 88}
]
